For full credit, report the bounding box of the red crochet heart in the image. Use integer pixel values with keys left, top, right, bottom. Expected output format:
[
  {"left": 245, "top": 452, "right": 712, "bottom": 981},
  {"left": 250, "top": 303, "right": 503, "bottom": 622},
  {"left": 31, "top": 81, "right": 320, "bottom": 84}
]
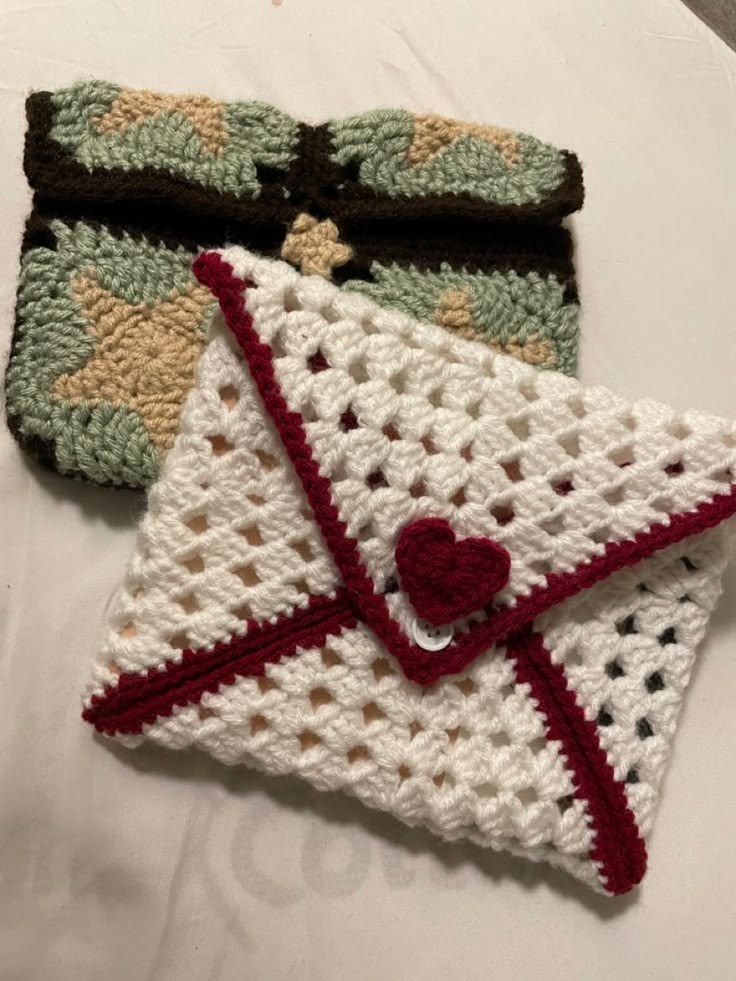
[{"left": 395, "top": 518, "right": 511, "bottom": 626}]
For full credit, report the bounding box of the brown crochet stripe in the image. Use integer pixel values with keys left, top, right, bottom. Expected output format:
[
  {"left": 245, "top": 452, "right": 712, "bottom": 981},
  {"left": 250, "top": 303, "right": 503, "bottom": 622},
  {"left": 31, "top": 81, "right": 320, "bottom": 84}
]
[
  {"left": 23, "top": 202, "right": 577, "bottom": 288},
  {"left": 25, "top": 92, "right": 584, "bottom": 229}
]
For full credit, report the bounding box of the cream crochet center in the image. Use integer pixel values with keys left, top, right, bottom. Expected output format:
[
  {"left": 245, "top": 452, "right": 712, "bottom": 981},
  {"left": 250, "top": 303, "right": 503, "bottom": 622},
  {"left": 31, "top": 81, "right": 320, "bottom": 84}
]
[{"left": 86, "top": 249, "right": 736, "bottom": 894}]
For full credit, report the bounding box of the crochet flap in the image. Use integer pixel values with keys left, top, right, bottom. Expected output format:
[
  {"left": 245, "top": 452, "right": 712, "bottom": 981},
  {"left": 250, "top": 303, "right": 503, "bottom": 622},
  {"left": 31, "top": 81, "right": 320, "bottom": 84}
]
[{"left": 195, "top": 248, "right": 736, "bottom": 685}]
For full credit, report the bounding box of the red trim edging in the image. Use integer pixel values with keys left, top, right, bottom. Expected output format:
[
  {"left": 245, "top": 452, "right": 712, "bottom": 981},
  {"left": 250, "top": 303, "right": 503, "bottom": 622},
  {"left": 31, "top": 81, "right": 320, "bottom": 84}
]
[
  {"left": 508, "top": 629, "right": 647, "bottom": 895},
  {"left": 193, "top": 250, "right": 736, "bottom": 686},
  {"left": 83, "top": 590, "right": 355, "bottom": 736}
]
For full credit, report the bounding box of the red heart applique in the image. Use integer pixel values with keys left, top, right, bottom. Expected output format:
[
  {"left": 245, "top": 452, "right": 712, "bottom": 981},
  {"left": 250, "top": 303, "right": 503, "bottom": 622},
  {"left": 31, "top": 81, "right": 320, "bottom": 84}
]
[{"left": 395, "top": 518, "right": 511, "bottom": 626}]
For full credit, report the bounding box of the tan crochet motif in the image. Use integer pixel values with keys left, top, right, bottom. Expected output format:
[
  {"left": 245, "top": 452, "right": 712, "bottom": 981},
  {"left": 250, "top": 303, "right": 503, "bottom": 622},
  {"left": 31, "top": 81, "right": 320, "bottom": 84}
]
[
  {"left": 280, "top": 213, "right": 353, "bottom": 278},
  {"left": 96, "top": 89, "right": 229, "bottom": 156},
  {"left": 407, "top": 113, "right": 521, "bottom": 168},
  {"left": 436, "top": 287, "right": 556, "bottom": 366},
  {"left": 52, "top": 271, "right": 211, "bottom": 451}
]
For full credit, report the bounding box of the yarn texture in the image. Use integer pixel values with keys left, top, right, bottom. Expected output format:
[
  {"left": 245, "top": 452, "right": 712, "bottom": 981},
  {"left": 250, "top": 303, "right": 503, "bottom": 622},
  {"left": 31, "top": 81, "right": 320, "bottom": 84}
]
[
  {"left": 6, "top": 81, "right": 583, "bottom": 488},
  {"left": 83, "top": 249, "right": 736, "bottom": 897}
]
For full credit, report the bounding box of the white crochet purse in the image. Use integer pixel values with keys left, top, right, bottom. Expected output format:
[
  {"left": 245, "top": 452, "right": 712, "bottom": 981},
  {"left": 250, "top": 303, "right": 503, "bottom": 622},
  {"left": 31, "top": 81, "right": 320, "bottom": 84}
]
[{"left": 84, "top": 248, "right": 736, "bottom": 895}]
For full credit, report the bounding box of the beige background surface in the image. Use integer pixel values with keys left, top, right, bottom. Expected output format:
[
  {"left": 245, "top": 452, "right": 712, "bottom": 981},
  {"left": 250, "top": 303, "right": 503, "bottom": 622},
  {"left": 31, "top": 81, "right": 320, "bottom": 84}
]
[{"left": 2, "top": 1, "right": 736, "bottom": 978}]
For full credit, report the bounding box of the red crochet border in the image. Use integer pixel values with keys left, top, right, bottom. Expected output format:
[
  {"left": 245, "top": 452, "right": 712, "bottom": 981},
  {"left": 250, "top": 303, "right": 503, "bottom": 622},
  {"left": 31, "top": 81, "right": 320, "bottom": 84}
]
[
  {"left": 83, "top": 589, "right": 356, "bottom": 736},
  {"left": 507, "top": 629, "right": 647, "bottom": 896},
  {"left": 193, "top": 250, "right": 736, "bottom": 686}
]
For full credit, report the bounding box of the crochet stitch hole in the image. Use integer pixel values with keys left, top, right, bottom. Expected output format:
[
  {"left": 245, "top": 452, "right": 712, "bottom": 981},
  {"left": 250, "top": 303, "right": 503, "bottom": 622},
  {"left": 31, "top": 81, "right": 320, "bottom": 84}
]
[
  {"left": 383, "top": 575, "right": 399, "bottom": 594},
  {"left": 597, "top": 706, "right": 614, "bottom": 727},
  {"left": 347, "top": 745, "right": 371, "bottom": 764},
  {"left": 299, "top": 731, "right": 321, "bottom": 751},
  {"left": 177, "top": 594, "right": 199, "bottom": 614},
  {"left": 398, "top": 765, "right": 412, "bottom": 784},
  {"left": 420, "top": 435, "right": 439, "bottom": 455},
  {"left": 625, "top": 768, "right": 640, "bottom": 784},
  {"left": 362, "top": 702, "right": 386, "bottom": 724},
  {"left": 106, "top": 662, "right": 121, "bottom": 676},
  {"left": 321, "top": 647, "right": 343, "bottom": 668},
  {"left": 616, "top": 614, "right": 638, "bottom": 636},
  {"left": 541, "top": 514, "right": 565, "bottom": 537},
  {"left": 681, "top": 556, "right": 698, "bottom": 572},
  {"left": 410, "top": 480, "right": 427, "bottom": 499},
  {"left": 320, "top": 305, "right": 341, "bottom": 324},
  {"left": 466, "top": 401, "right": 481, "bottom": 420},
  {"left": 186, "top": 514, "right": 209, "bottom": 534},
  {"left": 664, "top": 461, "right": 684, "bottom": 477},
  {"left": 240, "top": 526, "right": 264, "bottom": 546},
  {"left": 383, "top": 422, "right": 401, "bottom": 441},
  {"left": 291, "top": 539, "right": 313, "bottom": 561},
  {"left": 309, "top": 687, "right": 332, "bottom": 709},
  {"left": 307, "top": 350, "right": 329, "bottom": 373},
  {"left": 568, "top": 395, "right": 586, "bottom": 419},
  {"left": 340, "top": 407, "right": 359, "bottom": 432},
  {"left": 553, "top": 478, "right": 574, "bottom": 496},
  {"left": 516, "top": 787, "right": 538, "bottom": 805},
  {"left": 257, "top": 675, "right": 277, "bottom": 694},
  {"left": 474, "top": 782, "right": 498, "bottom": 799},
  {"left": 460, "top": 444, "right": 473, "bottom": 462},
  {"left": 456, "top": 677, "right": 478, "bottom": 697},
  {"left": 651, "top": 496, "right": 674, "bottom": 514},
  {"left": 247, "top": 493, "right": 266, "bottom": 506},
  {"left": 433, "top": 773, "right": 448, "bottom": 789},
  {"left": 658, "top": 626, "right": 677, "bottom": 646},
  {"left": 408, "top": 720, "right": 423, "bottom": 740},
  {"left": 388, "top": 370, "right": 407, "bottom": 395},
  {"left": 557, "top": 794, "right": 575, "bottom": 814},
  {"left": 721, "top": 432, "right": 736, "bottom": 448},
  {"left": 609, "top": 446, "right": 635, "bottom": 468},
  {"left": 291, "top": 578, "right": 310, "bottom": 595},
  {"left": 621, "top": 414, "right": 637, "bottom": 431},
  {"left": 181, "top": 555, "right": 205, "bottom": 574},
  {"left": 565, "top": 649, "right": 583, "bottom": 667},
  {"left": 451, "top": 487, "right": 467, "bottom": 507},
  {"left": 255, "top": 449, "right": 278, "bottom": 472},
  {"left": 559, "top": 433, "right": 581, "bottom": 458},
  {"left": 372, "top": 657, "right": 395, "bottom": 680},
  {"left": 119, "top": 622, "right": 137, "bottom": 639},
  {"left": 232, "top": 602, "right": 253, "bottom": 621},
  {"left": 366, "top": 469, "right": 388, "bottom": 489},
  {"left": 490, "top": 730, "right": 511, "bottom": 747},
  {"left": 250, "top": 714, "right": 269, "bottom": 735},
  {"left": 602, "top": 485, "right": 626, "bottom": 506},
  {"left": 428, "top": 389, "right": 443, "bottom": 408},
  {"left": 668, "top": 421, "right": 691, "bottom": 440},
  {"left": 233, "top": 565, "right": 261, "bottom": 587},
  {"left": 637, "top": 717, "right": 654, "bottom": 740},
  {"left": 519, "top": 378, "right": 539, "bottom": 403},
  {"left": 283, "top": 288, "right": 302, "bottom": 312},
  {"left": 349, "top": 360, "right": 369, "bottom": 384},
  {"left": 606, "top": 659, "right": 626, "bottom": 680},
  {"left": 491, "top": 505, "right": 514, "bottom": 528},
  {"left": 646, "top": 671, "right": 665, "bottom": 693},
  {"left": 218, "top": 385, "right": 239, "bottom": 410},
  {"left": 710, "top": 468, "right": 734, "bottom": 484},
  {"left": 528, "top": 737, "right": 547, "bottom": 754},
  {"left": 169, "top": 631, "right": 190, "bottom": 651},
  {"left": 501, "top": 459, "right": 523, "bottom": 482},
  {"left": 507, "top": 416, "right": 530, "bottom": 441},
  {"left": 591, "top": 525, "right": 612, "bottom": 545},
  {"left": 446, "top": 727, "right": 463, "bottom": 744},
  {"left": 198, "top": 706, "right": 215, "bottom": 721}
]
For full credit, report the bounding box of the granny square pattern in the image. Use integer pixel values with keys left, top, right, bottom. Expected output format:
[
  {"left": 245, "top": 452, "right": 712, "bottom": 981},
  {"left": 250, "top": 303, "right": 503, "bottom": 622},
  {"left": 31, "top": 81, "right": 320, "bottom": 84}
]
[
  {"left": 5, "top": 81, "right": 583, "bottom": 488},
  {"left": 83, "top": 249, "right": 736, "bottom": 896}
]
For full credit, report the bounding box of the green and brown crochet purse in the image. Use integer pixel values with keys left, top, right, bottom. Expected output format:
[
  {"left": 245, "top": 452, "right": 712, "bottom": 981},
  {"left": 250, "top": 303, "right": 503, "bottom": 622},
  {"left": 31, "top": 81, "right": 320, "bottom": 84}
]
[{"left": 5, "top": 80, "right": 584, "bottom": 488}]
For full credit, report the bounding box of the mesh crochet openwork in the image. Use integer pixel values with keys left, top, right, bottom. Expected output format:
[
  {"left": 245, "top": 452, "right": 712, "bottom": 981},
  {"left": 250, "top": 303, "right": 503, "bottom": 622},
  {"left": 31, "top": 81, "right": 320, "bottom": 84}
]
[{"left": 84, "top": 250, "right": 736, "bottom": 897}]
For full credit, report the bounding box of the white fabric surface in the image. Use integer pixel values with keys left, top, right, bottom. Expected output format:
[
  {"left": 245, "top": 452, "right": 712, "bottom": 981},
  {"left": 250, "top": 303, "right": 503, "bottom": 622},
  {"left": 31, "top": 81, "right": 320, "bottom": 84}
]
[{"left": 1, "top": 1, "right": 736, "bottom": 978}]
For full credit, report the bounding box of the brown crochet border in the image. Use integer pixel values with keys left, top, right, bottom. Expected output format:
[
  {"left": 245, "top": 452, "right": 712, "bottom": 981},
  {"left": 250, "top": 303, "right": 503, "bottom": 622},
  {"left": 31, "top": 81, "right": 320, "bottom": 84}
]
[{"left": 24, "top": 92, "right": 584, "bottom": 228}]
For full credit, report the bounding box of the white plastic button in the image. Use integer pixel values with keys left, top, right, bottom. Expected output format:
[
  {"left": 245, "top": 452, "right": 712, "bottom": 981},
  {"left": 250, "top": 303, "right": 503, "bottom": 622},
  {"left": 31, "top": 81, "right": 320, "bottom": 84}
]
[{"left": 412, "top": 617, "right": 454, "bottom": 652}]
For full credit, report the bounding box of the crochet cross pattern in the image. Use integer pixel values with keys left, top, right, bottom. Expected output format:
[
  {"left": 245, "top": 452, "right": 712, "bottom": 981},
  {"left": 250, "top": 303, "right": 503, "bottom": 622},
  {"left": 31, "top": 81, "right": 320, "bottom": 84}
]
[
  {"left": 5, "top": 81, "right": 583, "bottom": 488},
  {"left": 83, "top": 249, "right": 736, "bottom": 895}
]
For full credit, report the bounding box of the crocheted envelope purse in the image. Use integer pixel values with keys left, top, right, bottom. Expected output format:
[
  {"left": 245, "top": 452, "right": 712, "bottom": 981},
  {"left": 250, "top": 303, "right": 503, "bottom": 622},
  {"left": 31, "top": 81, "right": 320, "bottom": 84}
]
[
  {"left": 6, "top": 80, "right": 583, "bottom": 489},
  {"left": 83, "top": 248, "right": 736, "bottom": 896}
]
